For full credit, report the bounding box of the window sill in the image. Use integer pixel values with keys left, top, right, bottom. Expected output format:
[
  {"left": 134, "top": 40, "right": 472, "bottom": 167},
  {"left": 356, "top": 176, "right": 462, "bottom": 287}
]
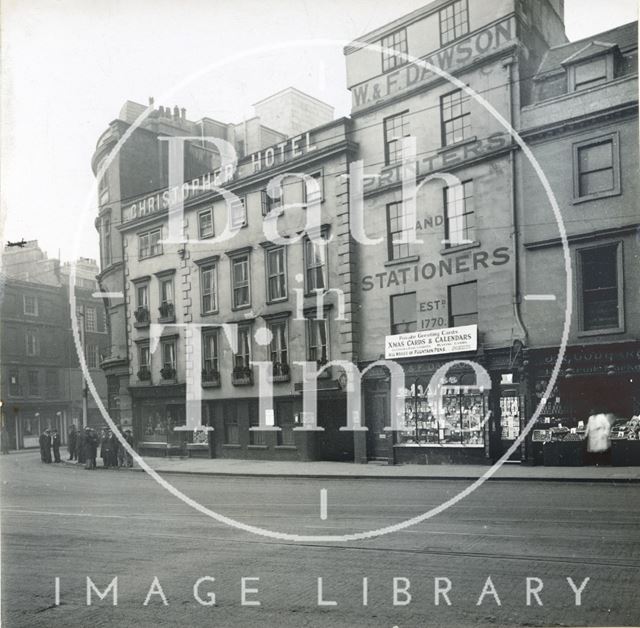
[
  {"left": 133, "top": 321, "right": 150, "bottom": 329},
  {"left": 201, "top": 311, "right": 220, "bottom": 318},
  {"left": 572, "top": 189, "right": 621, "bottom": 205},
  {"left": 440, "top": 241, "right": 481, "bottom": 255},
  {"left": 222, "top": 444, "right": 241, "bottom": 449},
  {"left": 438, "top": 136, "right": 478, "bottom": 154},
  {"left": 247, "top": 445, "right": 268, "bottom": 450},
  {"left": 577, "top": 327, "right": 625, "bottom": 338},
  {"left": 274, "top": 445, "right": 297, "bottom": 450},
  {"left": 267, "top": 297, "right": 289, "bottom": 306},
  {"left": 231, "top": 305, "right": 252, "bottom": 312},
  {"left": 394, "top": 443, "right": 484, "bottom": 448},
  {"left": 384, "top": 255, "right": 420, "bottom": 268}
]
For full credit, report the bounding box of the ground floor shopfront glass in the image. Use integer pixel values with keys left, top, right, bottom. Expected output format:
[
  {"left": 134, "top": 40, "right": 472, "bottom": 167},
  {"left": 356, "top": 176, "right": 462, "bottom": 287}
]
[{"left": 525, "top": 341, "right": 640, "bottom": 466}]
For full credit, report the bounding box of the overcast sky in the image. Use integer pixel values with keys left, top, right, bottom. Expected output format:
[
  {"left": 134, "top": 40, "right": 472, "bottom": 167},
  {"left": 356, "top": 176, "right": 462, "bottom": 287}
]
[{"left": 1, "top": 0, "right": 637, "bottom": 263}]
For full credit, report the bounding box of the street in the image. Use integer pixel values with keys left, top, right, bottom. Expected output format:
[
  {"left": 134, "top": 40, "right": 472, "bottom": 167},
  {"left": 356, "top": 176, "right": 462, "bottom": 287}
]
[{"left": 1, "top": 452, "right": 639, "bottom": 628}]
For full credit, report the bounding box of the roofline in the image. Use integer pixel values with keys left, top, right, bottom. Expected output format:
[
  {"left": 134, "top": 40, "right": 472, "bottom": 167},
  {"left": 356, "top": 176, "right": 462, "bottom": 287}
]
[
  {"left": 252, "top": 86, "right": 334, "bottom": 111},
  {"left": 546, "top": 20, "right": 637, "bottom": 53}
]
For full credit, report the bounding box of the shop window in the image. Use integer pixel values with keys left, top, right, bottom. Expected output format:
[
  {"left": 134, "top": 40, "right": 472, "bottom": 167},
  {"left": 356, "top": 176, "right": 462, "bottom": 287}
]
[
  {"left": 231, "top": 255, "right": 251, "bottom": 309},
  {"left": 441, "top": 89, "right": 471, "bottom": 147},
  {"left": 138, "top": 228, "right": 162, "bottom": 259},
  {"left": 23, "top": 295, "right": 38, "bottom": 316},
  {"left": 440, "top": 383, "right": 486, "bottom": 445},
  {"left": 200, "top": 264, "right": 218, "bottom": 314},
  {"left": 304, "top": 235, "right": 327, "bottom": 293},
  {"left": 249, "top": 412, "right": 267, "bottom": 446},
  {"left": 85, "top": 306, "right": 96, "bottom": 332},
  {"left": 381, "top": 28, "right": 408, "bottom": 73},
  {"left": 439, "top": 0, "right": 469, "bottom": 46},
  {"left": 448, "top": 281, "right": 477, "bottom": 327},
  {"left": 26, "top": 331, "right": 39, "bottom": 356},
  {"left": 383, "top": 111, "right": 409, "bottom": 165},
  {"left": 390, "top": 292, "right": 417, "bottom": 334},
  {"left": 142, "top": 407, "right": 167, "bottom": 443},
  {"left": 387, "top": 201, "right": 411, "bottom": 260},
  {"left": 578, "top": 243, "right": 623, "bottom": 333},
  {"left": 28, "top": 370, "right": 40, "bottom": 397},
  {"left": 444, "top": 180, "right": 475, "bottom": 247},
  {"left": 573, "top": 134, "right": 620, "bottom": 202},
  {"left": 198, "top": 207, "right": 214, "bottom": 239},
  {"left": 266, "top": 247, "right": 287, "bottom": 302}
]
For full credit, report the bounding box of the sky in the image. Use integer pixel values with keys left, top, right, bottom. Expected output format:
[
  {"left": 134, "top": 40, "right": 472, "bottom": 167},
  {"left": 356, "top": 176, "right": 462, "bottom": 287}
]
[{"left": 1, "top": 0, "right": 637, "bottom": 263}]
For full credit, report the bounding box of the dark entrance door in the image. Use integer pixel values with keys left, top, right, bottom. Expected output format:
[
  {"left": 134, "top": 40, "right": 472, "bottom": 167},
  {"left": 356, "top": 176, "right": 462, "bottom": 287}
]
[
  {"left": 365, "top": 392, "right": 391, "bottom": 461},
  {"left": 317, "top": 397, "right": 352, "bottom": 461}
]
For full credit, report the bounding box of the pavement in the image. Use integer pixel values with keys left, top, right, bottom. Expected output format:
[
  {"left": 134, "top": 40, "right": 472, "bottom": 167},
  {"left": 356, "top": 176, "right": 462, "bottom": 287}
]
[{"left": 56, "top": 451, "right": 640, "bottom": 482}]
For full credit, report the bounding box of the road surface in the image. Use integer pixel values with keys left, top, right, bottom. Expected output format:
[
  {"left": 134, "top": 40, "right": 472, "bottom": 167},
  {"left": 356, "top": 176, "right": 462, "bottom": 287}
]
[{"left": 1, "top": 452, "right": 639, "bottom": 627}]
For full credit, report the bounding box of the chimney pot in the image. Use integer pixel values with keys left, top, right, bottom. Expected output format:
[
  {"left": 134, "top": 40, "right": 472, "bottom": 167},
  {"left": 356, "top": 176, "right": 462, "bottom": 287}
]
[
  {"left": 149, "top": 96, "right": 155, "bottom": 107},
  {"left": 173, "top": 105, "right": 180, "bottom": 119},
  {"left": 181, "top": 108, "right": 186, "bottom": 120}
]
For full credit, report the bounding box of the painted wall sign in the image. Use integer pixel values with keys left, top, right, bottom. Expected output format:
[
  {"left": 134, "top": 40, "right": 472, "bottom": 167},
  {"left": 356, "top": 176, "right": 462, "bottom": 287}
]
[
  {"left": 385, "top": 324, "right": 478, "bottom": 359},
  {"left": 351, "top": 16, "right": 516, "bottom": 111},
  {"left": 363, "top": 132, "right": 510, "bottom": 194}
]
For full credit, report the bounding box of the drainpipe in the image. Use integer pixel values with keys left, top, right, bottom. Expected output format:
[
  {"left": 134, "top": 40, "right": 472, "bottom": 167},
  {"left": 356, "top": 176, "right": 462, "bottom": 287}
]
[{"left": 504, "top": 57, "right": 528, "bottom": 343}]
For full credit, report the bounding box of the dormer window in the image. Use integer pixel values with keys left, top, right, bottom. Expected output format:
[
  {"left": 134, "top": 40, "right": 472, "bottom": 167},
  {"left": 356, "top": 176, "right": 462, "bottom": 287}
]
[
  {"left": 574, "top": 57, "right": 609, "bottom": 91},
  {"left": 562, "top": 42, "right": 617, "bottom": 93}
]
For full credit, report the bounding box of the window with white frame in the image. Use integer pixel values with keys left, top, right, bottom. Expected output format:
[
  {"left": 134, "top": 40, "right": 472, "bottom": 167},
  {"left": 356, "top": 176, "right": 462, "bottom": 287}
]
[
  {"left": 198, "top": 208, "right": 214, "bottom": 239},
  {"left": 302, "top": 172, "right": 323, "bottom": 206},
  {"left": 138, "top": 344, "right": 150, "bottom": 369},
  {"left": 441, "top": 89, "right": 471, "bottom": 146},
  {"left": 137, "top": 284, "right": 149, "bottom": 309},
  {"left": 231, "top": 255, "right": 250, "bottom": 308},
  {"left": 231, "top": 196, "right": 247, "bottom": 228},
  {"left": 573, "top": 57, "right": 609, "bottom": 91},
  {"left": 444, "top": 180, "right": 475, "bottom": 247},
  {"left": 390, "top": 292, "right": 417, "bottom": 334},
  {"left": 448, "top": 281, "right": 478, "bottom": 327},
  {"left": 161, "top": 340, "right": 176, "bottom": 371},
  {"left": 234, "top": 326, "right": 251, "bottom": 369},
  {"left": 261, "top": 189, "right": 283, "bottom": 217},
  {"left": 268, "top": 320, "right": 288, "bottom": 366},
  {"left": 439, "top": 0, "right": 469, "bottom": 46},
  {"left": 266, "top": 247, "right": 287, "bottom": 302},
  {"left": 85, "top": 306, "right": 96, "bottom": 332},
  {"left": 383, "top": 111, "right": 410, "bottom": 165},
  {"left": 138, "top": 228, "right": 162, "bottom": 259},
  {"left": 304, "top": 236, "right": 327, "bottom": 293},
  {"left": 573, "top": 134, "right": 620, "bottom": 202},
  {"left": 387, "top": 201, "right": 411, "bottom": 261},
  {"left": 202, "top": 329, "right": 219, "bottom": 373},
  {"left": 201, "top": 264, "right": 218, "bottom": 314},
  {"left": 381, "top": 28, "right": 408, "bottom": 73},
  {"left": 26, "top": 331, "right": 39, "bottom": 356},
  {"left": 307, "top": 318, "right": 328, "bottom": 364},
  {"left": 86, "top": 344, "right": 99, "bottom": 369},
  {"left": 23, "top": 295, "right": 38, "bottom": 316},
  {"left": 160, "top": 277, "right": 174, "bottom": 306},
  {"left": 578, "top": 243, "right": 623, "bottom": 332}
]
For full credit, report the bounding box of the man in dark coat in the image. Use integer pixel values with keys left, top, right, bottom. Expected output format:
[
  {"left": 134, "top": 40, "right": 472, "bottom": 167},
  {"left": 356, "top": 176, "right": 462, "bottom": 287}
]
[
  {"left": 51, "top": 429, "right": 61, "bottom": 463},
  {"left": 77, "top": 427, "right": 86, "bottom": 464},
  {"left": 68, "top": 424, "right": 77, "bottom": 461},
  {"left": 39, "top": 430, "right": 47, "bottom": 462},
  {"left": 84, "top": 427, "right": 97, "bottom": 470},
  {"left": 41, "top": 429, "right": 52, "bottom": 463},
  {"left": 100, "top": 429, "right": 112, "bottom": 468},
  {"left": 109, "top": 430, "right": 119, "bottom": 468}
]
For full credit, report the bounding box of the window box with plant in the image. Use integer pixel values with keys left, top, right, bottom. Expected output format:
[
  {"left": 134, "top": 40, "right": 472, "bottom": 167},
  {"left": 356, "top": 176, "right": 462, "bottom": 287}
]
[
  {"left": 158, "top": 301, "right": 175, "bottom": 323},
  {"left": 134, "top": 306, "right": 150, "bottom": 328},
  {"left": 160, "top": 365, "right": 176, "bottom": 381},
  {"left": 232, "top": 366, "right": 253, "bottom": 386},
  {"left": 137, "top": 366, "right": 151, "bottom": 382},
  {"left": 202, "top": 367, "right": 221, "bottom": 388},
  {"left": 272, "top": 361, "right": 290, "bottom": 383}
]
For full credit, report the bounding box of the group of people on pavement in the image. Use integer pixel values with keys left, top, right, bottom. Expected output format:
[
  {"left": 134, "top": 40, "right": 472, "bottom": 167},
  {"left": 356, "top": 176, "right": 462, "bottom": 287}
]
[{"left": 42, "top": 424, "right": 135, "bottom": 470}]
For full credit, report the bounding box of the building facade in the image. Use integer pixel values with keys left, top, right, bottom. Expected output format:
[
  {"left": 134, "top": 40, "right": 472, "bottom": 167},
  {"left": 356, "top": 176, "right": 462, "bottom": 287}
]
[
  {"left": 0, "top": 243, "right": 109, "bottom": 449},
  {"left": 92, "top": 0, "right": 638, "bottom": 465}
]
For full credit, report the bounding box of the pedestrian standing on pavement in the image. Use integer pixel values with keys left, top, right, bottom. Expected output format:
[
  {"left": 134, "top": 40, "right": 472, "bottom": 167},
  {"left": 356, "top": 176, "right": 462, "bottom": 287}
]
[
  {"left": 123, "top": 429, "right": 134, "bottom": 467},
  {"left": 68, "top": 424, "right": 77, "bottom": 461},
  {"left": 100, "top": 428, "right": 112, "bottom": 469},
  {"left": 109, "top": 429, "right": 119, "bottom": 468},
  {"left": 1, "top": 425, "right": 10, "bottom": 454},
  {"left": 51, "top": 428, "right": 61, "bottom": 463},
  {"left": 584, "top": 411, "right": 612, "bottom": 465},
  {"left": 43, "top": 429, "right": 52, "bottom": 464},
  {"left": 84, "top": 427, "right": 97, "bottom": 470},
  {"left": 39, "top": 430, "right": 47, "bottom": 462},
  {"left": 77, "top": 427, "right": 86, "bottom": 465}
]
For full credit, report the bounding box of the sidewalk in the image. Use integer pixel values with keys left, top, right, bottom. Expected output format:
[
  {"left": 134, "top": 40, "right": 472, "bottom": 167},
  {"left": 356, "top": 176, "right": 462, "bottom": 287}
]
[{"left": 65, "top": 455, "right": 640, "bottom": 482}]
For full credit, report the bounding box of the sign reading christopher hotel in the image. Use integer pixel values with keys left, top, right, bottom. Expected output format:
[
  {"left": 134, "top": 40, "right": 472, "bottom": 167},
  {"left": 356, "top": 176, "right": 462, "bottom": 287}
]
[
  {"left": 385, "top": 325, "right": 478, "bottom": 360},
  {"left": 351, "top": 16, "right": 516, "bottom": 111}
]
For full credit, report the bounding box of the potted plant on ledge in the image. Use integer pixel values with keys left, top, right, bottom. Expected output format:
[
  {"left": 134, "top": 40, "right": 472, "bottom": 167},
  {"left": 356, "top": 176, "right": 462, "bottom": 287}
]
[
  {"left": 202, "top": 367, "right": 221, "bottom": 387},
  {"left": 158, "top": 301, "right": 175, "bottom": 323},
  {"left": 272, "top": 361, "right": 290, "bottom": 383},
  {"left": 232, "top": 365, "right": 253, "bottom": 385},
  {"left": 137, "top": 366, "right": 151, "bottom": 382},
  {"left": 134, "top": 307, "right": 149, "bottom": 327},
  {"left": 160, "top": 365, "right": 176, "bottom": 381}
]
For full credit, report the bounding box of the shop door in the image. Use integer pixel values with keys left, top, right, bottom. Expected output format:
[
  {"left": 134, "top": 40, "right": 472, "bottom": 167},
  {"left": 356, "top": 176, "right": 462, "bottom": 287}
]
[
  {"left": 500, "top": 389, "right": 522, "bottom": 461},
  {"left": 366, "top": 393, "right": 391, "bottom": 460}
]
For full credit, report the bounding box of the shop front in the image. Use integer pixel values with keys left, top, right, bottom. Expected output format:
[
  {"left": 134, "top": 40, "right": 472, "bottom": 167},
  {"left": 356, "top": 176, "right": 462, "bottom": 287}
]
[
  {"left": 525, "top": 341, "right": 640, "bottom": 466},
  {"left": 130, "top": 384, "right": 188, "bottom": 456},
  {"left": 8, "top": 403, "right": 68, "bottom": 449},
  {"left": 361, "top": 347, "right": 524, "bottom": 465}
]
